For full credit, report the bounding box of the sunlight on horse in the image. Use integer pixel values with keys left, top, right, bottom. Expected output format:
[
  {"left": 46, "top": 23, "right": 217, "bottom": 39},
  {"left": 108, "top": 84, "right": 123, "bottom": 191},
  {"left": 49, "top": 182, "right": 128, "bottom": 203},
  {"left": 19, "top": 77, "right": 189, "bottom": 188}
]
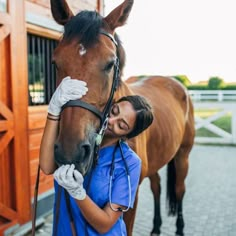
[{"left": 50, "top": 0, "right": 195, "bottom": 235}]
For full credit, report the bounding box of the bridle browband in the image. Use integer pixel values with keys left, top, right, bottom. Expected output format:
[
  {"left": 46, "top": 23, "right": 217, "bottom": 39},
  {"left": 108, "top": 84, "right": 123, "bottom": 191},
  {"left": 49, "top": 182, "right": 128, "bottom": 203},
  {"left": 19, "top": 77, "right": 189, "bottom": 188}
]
[{"left": 61, "top": 30, "right": 120, "bottom": 147}]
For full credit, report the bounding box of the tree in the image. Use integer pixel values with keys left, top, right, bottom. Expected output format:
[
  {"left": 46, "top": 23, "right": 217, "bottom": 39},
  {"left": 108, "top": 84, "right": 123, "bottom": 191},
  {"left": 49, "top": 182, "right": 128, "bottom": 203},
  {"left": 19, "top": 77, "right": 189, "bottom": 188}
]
[
  {"left": 208, "top": 76, "right": 225, "bottom": 89},
  {"left": 173, "top": 75, "right": 191, "bottom": 87}
]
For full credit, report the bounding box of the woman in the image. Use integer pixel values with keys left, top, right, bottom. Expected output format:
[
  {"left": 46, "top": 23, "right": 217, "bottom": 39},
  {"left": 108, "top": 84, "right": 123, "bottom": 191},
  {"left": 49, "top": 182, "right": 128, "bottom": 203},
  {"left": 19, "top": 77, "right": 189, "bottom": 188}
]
[{"left": 39, "top": 77, "right": 153, "bottom": 235}]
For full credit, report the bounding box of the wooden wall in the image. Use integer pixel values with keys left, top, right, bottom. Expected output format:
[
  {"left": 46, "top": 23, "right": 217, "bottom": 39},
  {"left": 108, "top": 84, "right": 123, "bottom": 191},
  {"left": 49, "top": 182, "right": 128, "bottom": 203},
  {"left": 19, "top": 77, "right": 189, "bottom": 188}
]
[{"left": 0, "top": 0, "right": 30, "bottom": 234}]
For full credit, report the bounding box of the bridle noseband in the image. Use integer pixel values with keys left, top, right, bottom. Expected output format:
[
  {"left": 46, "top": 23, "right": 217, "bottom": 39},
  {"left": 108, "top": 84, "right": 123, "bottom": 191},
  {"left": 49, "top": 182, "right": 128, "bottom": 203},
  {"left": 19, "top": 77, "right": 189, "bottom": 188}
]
[{"left": 61, "top": 30, "right": 120, "bottom": 150}]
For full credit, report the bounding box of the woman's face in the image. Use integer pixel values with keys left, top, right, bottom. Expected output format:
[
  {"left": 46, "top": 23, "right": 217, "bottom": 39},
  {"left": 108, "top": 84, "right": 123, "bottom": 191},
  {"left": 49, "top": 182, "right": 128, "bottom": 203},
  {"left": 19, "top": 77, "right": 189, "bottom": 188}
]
[{"left": 105, "top": 101, "right": 137, "bottom": 138}]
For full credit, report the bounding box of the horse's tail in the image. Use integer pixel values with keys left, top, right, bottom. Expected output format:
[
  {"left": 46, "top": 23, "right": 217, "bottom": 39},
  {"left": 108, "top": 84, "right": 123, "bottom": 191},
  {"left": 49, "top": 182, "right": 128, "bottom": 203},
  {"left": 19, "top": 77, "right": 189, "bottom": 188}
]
[{"left": 166, "top": 158, "right": 177, "bottom": 216}]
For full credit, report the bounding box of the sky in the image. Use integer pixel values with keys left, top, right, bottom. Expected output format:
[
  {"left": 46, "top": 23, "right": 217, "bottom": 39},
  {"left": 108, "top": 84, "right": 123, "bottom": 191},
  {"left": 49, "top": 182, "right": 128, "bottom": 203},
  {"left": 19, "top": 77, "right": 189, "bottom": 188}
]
[{"left": 104, "top": 0, "right": 236, "bottom": 84}]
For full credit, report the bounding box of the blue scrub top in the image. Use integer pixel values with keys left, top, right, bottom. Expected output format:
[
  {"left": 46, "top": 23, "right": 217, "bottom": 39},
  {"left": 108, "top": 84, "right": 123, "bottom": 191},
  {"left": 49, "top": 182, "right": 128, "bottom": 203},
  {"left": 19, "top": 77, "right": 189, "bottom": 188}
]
[{"left": 53, "top": 141, "right": 141, "bottom": 236}]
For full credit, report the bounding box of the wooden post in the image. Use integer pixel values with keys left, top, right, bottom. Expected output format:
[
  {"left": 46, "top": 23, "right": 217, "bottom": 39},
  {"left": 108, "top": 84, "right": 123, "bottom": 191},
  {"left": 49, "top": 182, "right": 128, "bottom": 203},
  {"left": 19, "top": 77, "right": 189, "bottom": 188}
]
[{"left": 9, "top": 0, "right": 31, "bottom": 223}]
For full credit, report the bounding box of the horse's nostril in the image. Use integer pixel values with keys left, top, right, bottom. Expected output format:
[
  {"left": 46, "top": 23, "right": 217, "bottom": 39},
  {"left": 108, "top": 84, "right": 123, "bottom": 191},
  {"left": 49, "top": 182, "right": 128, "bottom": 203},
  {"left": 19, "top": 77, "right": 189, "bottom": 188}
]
[{"left": 79, "top": 144, "right": 91, "bottom": 161}]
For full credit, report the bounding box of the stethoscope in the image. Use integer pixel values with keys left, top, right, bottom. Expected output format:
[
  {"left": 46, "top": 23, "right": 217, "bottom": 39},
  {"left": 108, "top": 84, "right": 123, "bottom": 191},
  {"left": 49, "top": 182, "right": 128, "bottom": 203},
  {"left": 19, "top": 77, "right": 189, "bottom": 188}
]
[
  {"left": 95, "top": 117, "right": 132, "bottom": 212},
  {"left": 109, "top": 139, "right": 132, "bottom": 212}
]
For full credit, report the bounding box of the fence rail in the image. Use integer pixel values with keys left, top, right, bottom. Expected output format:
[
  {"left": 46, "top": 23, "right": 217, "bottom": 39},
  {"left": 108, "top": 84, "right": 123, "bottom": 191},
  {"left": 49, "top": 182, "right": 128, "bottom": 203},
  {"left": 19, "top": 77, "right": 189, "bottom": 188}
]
[
  {"left": 193, "top": 102, "right": 236, "bottom": 145},
  {"left": 189, "top": 90, "right": 236, "bottom": 102}
]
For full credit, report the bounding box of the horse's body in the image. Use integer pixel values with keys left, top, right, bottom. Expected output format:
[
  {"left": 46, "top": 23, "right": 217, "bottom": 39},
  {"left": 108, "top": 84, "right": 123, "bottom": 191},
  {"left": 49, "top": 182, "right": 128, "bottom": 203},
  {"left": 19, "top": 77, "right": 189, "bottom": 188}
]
[
  {"left": 50, "top": 1, "right": 195, "bottom": 235},
  {"left": 116, "top": 76, "right": 195, "bottom": 235}
]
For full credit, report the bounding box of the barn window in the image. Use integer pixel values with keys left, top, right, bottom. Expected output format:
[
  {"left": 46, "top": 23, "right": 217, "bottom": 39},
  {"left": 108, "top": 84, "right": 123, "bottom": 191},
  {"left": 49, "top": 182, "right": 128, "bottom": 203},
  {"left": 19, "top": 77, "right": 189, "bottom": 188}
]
[{"left": 27, "top": 33, "right": 58, "bottom": 105}]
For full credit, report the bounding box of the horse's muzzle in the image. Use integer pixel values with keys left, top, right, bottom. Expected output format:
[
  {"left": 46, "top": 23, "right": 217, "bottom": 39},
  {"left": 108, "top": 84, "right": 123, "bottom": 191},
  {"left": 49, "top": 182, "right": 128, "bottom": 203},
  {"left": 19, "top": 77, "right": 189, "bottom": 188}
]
[{"left": 54, "top": 139, "right": 95, "bottom": 176}]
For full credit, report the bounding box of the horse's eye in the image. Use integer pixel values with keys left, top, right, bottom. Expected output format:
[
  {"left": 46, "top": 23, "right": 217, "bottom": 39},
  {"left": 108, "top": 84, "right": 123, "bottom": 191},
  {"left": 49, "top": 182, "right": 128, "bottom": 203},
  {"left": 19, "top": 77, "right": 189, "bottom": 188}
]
[{"left": 104, "top": 61, "right": 115, "bottom": 72}]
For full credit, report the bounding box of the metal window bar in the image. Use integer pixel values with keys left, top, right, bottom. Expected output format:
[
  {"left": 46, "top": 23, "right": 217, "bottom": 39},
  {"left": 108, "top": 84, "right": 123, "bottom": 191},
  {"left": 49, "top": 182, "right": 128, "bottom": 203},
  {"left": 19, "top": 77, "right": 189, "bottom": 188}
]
[{"left": 27, "top": 33, "right": 58, "bottom": 105}]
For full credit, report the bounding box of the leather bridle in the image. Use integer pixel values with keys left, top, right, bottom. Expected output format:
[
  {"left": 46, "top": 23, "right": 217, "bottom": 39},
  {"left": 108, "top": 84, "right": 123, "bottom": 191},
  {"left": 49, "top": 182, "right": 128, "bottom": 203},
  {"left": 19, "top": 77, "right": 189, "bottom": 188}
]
[{"left": 61, "top": 30, "right": 120, "bottom": 151}]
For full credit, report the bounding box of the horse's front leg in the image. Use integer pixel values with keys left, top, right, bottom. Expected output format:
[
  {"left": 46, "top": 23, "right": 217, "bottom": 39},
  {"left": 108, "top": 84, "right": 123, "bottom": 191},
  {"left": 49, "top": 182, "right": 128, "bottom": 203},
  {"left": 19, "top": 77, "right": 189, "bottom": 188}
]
[
  {"left": 149, "top": 173, "right": 162, "bottom": 236},
  {"left": 124, "top": 190, "right": 139, "bottom": 236}
]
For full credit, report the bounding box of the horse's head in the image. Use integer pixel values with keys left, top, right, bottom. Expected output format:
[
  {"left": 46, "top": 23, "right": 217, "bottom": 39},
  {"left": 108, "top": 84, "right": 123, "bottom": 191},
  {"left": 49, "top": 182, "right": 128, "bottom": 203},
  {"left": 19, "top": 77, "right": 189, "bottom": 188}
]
[{"left": 50, "top": 0, "right": 133, "bottom": 175}]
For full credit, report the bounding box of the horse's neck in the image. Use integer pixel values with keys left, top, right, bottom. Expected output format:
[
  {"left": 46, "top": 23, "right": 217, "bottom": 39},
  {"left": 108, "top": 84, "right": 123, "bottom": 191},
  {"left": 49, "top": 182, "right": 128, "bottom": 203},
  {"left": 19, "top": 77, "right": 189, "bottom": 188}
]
[
  {"left": 114, "top": 81, "right": 148, "bottom": 177},
  {"left": 115, "top": 81, "right": 133, "bottom": 99}
]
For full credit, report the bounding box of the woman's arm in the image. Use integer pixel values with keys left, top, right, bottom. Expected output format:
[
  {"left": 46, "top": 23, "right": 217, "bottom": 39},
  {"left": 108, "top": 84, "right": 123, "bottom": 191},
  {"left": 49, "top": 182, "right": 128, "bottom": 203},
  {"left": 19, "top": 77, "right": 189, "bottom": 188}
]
[
  {"left": 39, "top": 117, "right": 59, "bottom": 175},
  {"left": 76, "top": 197, "right": 123, "bottom": 234},
  {"left": 39, "top": 76, "right": 88, "bottom": 175}
]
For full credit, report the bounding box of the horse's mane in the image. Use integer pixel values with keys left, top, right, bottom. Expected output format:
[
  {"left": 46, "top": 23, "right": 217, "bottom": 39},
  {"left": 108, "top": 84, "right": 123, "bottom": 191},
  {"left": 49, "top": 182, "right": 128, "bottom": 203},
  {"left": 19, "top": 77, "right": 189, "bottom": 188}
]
[
  {"left": 63, "top": 10, "right": 102, "bottom": 48},
  {"left": 63, "top": 10, "right": 125, "bottom": 84}
]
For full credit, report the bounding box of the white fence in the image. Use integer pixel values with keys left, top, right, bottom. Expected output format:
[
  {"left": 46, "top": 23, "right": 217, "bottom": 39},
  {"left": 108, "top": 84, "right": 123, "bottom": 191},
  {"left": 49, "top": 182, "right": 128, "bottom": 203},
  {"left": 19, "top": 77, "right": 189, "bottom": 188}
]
[
  {"left": 193, "top": 101, "right": 236, "bottom": 145},
  {"left": 187, "top": 90, "right": 236, "bottom": 144},
  {"left": 189, "top": 90, "right": 236, "bottom": 102}
]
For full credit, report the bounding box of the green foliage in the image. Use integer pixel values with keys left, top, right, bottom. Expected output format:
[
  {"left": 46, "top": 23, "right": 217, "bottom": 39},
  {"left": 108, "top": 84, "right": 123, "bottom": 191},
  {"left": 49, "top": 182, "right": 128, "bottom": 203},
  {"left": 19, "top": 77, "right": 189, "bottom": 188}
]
[
  {"left": 208, "top": 76, "right": 225, "bottom": 89},
  {"left": 173, "top": 75, "right": 191, "bottom": 87},
  {"left": 187, "top": 84, "right": 208, "bottom": 90},
  {"left": 222, "top": 85, "right": 236, "bottom": 90}
]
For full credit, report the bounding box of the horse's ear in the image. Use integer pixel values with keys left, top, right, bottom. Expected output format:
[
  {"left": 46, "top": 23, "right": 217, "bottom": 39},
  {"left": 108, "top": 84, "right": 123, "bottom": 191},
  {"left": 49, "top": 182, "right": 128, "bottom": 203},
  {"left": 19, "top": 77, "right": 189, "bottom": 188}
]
[
  {"left": 50, "top": 0, "right": 74, "bottom": 25},
  {"left": 104, "top": 0, "right": 134, "bottom": 31}
]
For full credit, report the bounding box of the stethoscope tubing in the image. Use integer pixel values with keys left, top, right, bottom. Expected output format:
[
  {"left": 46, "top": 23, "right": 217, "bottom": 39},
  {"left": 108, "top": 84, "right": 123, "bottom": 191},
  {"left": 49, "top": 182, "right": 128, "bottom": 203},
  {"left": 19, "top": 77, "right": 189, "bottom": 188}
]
[{"left": 109, "top": 140, "right": 132, "bottom": 212}]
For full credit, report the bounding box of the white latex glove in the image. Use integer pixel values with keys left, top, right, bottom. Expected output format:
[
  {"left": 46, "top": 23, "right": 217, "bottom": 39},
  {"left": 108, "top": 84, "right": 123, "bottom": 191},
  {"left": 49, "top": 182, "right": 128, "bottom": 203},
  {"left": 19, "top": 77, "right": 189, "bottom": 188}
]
[
  {"left": 53, "top": 164, "right": 86, "bottom": 200},
  {"left": 48, "top": 76, "right": 88, "bottom": 116}
]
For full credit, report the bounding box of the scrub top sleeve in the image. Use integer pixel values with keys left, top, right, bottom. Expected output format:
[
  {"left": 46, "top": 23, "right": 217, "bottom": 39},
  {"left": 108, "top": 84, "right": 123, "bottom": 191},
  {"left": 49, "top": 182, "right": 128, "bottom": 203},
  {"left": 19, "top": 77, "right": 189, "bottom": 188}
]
[{"left": 110, "top": 156, "right": 141, "bottom": 208}]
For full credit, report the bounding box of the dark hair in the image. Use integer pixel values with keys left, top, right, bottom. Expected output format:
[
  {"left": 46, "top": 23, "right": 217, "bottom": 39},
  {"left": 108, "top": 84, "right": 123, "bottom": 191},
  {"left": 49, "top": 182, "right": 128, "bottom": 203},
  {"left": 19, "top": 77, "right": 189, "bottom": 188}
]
[{"left": 116, "top": 95, "right": 153, "bottom": 139}]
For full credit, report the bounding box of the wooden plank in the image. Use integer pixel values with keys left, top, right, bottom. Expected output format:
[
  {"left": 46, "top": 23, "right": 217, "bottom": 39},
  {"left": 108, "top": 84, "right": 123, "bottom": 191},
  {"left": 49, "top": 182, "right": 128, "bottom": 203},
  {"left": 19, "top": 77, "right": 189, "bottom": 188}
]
[
  {"left": 0, "top": 12, "right": 11, "bottom": 24},
  {"left": 0, "top": 33, "right": 11, "bottom": 105},
  {"left": 0, "top": 24, "right": 11, "bottom": 41},
  {"left": 0, "top": 130, "right": 14, "bottom": 154},
  {"left": 0, "top": 148, "right": 11, "bottom": 206},
  {"left": 9, "top": 0, "right": 31, "bottom": 223},
  {"left": 0, "top": 12, "right": 11, "bottom": 41},
  {"left": 0, "top": 120, "right": 13, "bottom": 132},
  {"left": 0, "top": 101, "right": 13, "bottom": 120},
  {"left": 26, "top": 23, "right": 61, "bottom": 40},
  {"left": 28, "top": 112, "right": 47, "bottom": 130},
  {"left": 0, "top": 203, "right": 17, "bottom": 221},
  {"left": 29, "top": 147, "right": 40, "bottom": 161},
  {"left": 0, "top": 220, "right": 18, "bottom": 236},
  {"left": 29, "top": 131, "right": 43, "bottom": 150}
]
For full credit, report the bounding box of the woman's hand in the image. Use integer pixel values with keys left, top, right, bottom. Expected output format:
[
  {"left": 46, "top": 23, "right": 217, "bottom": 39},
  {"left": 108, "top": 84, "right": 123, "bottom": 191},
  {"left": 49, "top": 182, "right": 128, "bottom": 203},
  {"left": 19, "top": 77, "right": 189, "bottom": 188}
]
[
  {"left": 53, "top": 164, "right": 86, "bottom": 200},
  {"left": 54, "top": 166, "right": 124, "bottom": 234},
  {"left": 48, "top": 76, "right": 88, "bottom": 116}
]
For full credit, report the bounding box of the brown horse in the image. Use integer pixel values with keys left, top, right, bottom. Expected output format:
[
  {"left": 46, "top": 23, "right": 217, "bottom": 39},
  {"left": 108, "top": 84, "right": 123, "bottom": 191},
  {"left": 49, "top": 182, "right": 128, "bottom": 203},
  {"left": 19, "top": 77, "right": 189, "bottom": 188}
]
[{"left": 50, "top": 0, "right": 195, "bottom": 235}]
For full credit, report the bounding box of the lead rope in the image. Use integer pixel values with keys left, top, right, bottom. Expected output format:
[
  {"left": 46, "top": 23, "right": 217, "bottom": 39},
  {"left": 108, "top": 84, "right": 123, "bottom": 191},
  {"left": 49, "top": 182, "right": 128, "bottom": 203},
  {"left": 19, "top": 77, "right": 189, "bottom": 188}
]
[
  {"left": 32, "top": 165, "right": 40, "bottom": 236},
  {"left": 53, "top": 185, "right": 62, "bottom": 236},
  {"left": 64, "top": 191, "right": 77, "bottom": 236},
  {"left": 32, "top": 167, "right": 74, "bottom": 236}
]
